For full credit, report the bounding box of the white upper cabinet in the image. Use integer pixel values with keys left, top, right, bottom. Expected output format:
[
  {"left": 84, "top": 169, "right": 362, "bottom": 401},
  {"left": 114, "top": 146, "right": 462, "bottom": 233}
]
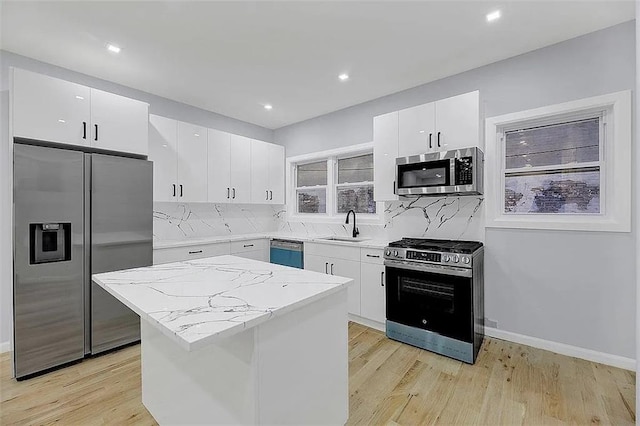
[
  {"left": 251, "top": 139, "right": 270, "bottom": 203},
  {"left": 149, "top": 115, "right": 207, "bottom": 203},
  {"left": 149, "top": 115, "right": 178, "bottom": 202},
  {"left": 12, "top": 69, "right": 149, "bottom": 155},
  {"left": 373, "top": 111, "right": 399, "bottom": 201},
  {"left": 434, "top": 91, "right": 480, "bottom": 152},
  {"left": 229, "top": 135, "right": 252, "bottom": 203},
  {"left": 398, "top": 102, "right": 435, "bottom": 157},
  {"left": 208, "top": 132, "right": 252, "bottom": 203},
  {"left": 268, "top": 143, "right": 285, "bottom": 204},
  {"left": 395, "top": 90, "right": 479, "bottom": 155},
  {"left": 90, "top": 89, "right": 149, "bottom": 155},
  {"left": 12, "top": 68, "right": 91, "bottom": 146},
  {"left": 251, "top": 140, "right": 285, "bottom": 204},
  {"left": 177, "top": 121, "right": 208, "bottom": 202},
  {"left": 207, "top": 128, "right": 232, "bottom": 203}
]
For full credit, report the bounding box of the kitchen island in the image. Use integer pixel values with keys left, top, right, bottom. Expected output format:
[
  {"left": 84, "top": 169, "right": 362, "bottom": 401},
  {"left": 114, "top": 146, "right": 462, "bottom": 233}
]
[{"left": 92, "top": 255, "right": 352, "bottom": 425}]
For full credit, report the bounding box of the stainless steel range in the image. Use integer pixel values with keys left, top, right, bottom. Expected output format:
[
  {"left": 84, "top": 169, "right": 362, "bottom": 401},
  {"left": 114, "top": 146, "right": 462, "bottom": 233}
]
[{"left": 384, "top": 238, "right": 484, "bottom": 364}]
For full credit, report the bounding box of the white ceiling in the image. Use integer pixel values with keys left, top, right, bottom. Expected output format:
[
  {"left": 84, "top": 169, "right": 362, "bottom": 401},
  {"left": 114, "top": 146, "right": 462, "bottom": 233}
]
[{"left": 1, "top": 1, "right": 634, "bottom": 129}]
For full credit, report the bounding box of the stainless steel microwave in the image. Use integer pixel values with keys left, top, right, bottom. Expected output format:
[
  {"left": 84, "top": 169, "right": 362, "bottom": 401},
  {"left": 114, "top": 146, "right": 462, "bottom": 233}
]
[{"left": 395, "top": 147, "right": 483, "bottom": 196}]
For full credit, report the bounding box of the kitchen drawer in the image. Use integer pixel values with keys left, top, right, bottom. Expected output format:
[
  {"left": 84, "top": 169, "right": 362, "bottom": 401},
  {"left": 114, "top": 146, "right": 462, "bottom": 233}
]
[
  {"left": 230, "top": 238, "right": 268, "bottom": 254},
  {"left": 305, "top": 242, "right": 360, "bottom": 261},
  {"left": 153, "top": 242, "right": 231, "bottom": 265},
  {"left": 234, "top": 249, "right": 269, "bottom": 262},
  {"left": 361, "top": 248, "right": 384, "bottom": 265}
]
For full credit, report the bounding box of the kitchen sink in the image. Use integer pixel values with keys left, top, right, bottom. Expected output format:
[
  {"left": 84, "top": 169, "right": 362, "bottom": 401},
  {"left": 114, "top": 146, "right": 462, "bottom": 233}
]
[{"left": 319, "top": 236, "right": 370, "bottom": 243}]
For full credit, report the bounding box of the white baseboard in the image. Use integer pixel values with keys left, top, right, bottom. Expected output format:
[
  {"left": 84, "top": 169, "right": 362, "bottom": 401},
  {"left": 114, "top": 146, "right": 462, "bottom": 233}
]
[
  {"left": 485, "top": 327, "right": 635, "bottom": 371},
  {"left": 0, "top": 341, "right": 11, "bottom": 354},
  {"left": 348, "top": 314, "right": 385, "bottom": 333}
]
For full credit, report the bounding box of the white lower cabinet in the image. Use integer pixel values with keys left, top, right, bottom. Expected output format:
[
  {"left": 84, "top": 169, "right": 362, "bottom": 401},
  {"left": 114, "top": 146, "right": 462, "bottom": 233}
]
[
  {"left": 360, "top": 248, "right": 386, "bottom": 324},
  {"left": 153, "top": 242, "right": 231, "bottom": 265},
  {"left": 230, "top": 239, "right": 269, "bottom": 262},
  {"left": 304, "top": 243, "right": 361, "bottom": 316}
]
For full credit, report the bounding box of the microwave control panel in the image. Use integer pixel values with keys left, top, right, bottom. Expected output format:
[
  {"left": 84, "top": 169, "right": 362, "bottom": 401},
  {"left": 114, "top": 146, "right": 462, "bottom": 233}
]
[{"left": 454, "top": 157, "right": 473, "bottom": 185}]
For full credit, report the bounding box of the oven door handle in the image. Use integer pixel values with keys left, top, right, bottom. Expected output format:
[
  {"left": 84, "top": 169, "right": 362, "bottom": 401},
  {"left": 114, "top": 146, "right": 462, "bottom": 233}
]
[{"left": 384, "top": 259, "right": 472, "bottom": 278}]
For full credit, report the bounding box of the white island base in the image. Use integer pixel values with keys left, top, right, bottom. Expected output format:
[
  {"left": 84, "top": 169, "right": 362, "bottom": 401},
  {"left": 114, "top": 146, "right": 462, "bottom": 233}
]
[{"left": 141, "top": 289, "right": 348, "bottom": 425}]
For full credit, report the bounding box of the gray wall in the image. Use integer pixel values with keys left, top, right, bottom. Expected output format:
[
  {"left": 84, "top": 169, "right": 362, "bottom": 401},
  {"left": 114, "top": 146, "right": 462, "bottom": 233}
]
[
  {"left": 275, "top": 21, "right": 636, "bottom": 359},
  {"left": 0, "top": 50, "right": 275, "bottom": 345}
]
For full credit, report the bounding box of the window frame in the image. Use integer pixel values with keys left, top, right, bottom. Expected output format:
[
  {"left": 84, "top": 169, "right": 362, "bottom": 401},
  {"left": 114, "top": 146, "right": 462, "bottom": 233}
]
[
  {"left": 287, "top": 142, "right": 383, "bottom": 223},
  {"left": 485, "top": 91, "right": 631, "bottom": 232}
]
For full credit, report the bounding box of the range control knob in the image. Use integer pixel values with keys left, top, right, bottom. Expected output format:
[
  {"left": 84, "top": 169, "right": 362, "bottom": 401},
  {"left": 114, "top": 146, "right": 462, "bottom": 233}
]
[
  {"left": 453, "top": 255, "right": 460, "bottom": 263},
  {"left": 393, "top": 250, "right": 399, "bottom": 257},
  {"left": 443, "top": 255, "right": 450, "bottom": 262},
  {"left": 385, "top": 249, "right": 391, "bottom": 256},
  {"left": 462, "top": 256, "right": 470, "bottom": 264}
]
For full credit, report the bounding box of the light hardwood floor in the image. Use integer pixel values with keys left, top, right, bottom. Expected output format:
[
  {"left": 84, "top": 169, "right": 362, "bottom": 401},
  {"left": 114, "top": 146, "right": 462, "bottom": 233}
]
[{"left": 1, "top": 322, "right": 635, "bottom": 425}]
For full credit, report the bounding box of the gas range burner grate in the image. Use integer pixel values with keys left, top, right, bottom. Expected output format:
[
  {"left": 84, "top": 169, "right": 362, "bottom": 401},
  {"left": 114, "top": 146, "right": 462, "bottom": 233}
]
[{"left": 388, "top": 238, "right": 483, "bottom": 254}]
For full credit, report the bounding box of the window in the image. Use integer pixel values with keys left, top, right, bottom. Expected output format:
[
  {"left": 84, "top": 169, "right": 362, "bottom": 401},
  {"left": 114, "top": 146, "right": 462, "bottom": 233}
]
[
  {"left": 335, "top": 154, "right": 375, "bottom": 214},
  {"left": 296, "top": 161, "right": 327, "bottom": 214},
  {"left": 288, "top": 143, "right": 380, "bottom": 220},
  {"left": 485, "top": 91, "right": 631, "bottom": 232},
  {"left": 504, "top": 117, "right": 602, "bottom": 214}
]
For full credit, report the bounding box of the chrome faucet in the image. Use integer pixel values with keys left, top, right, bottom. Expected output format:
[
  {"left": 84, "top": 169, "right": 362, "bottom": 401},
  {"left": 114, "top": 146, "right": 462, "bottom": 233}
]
[{"left": 345, "top": 210, "right": 359, "bottom": 238}]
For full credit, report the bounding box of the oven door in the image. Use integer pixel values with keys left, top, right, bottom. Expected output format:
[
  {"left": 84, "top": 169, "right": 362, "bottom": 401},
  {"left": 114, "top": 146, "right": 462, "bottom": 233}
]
[{"left": 385, "top": 260, "right": 472, "bottom": 343}]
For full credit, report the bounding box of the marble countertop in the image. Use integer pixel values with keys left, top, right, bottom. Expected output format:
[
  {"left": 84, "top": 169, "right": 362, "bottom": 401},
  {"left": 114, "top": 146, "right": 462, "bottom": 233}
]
[
  {"left": 92, "top": 255, "right": 353, "bottom": 351},
  {"left": 153, "top": 232, "right": 389, "bottom": 250}
]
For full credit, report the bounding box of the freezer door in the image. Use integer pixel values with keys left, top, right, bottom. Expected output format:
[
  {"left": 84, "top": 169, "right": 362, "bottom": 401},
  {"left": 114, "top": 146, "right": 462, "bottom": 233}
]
[
  {"left": 90, "top": 154, "right": 153, "bottom": 354},
  {"left": 13, "top": 144, "right": 85, "bottom": 378}
]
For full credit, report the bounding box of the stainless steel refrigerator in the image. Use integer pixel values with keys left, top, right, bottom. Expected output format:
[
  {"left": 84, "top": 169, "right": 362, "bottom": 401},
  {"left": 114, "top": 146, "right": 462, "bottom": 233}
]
[{"left": 13, "top": 142, "right": 152, "bottom": 379}]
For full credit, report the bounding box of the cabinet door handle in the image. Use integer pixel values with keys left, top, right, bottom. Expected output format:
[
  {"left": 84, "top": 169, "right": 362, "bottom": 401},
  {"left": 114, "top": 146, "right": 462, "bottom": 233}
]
[
  {"left": 243, "top": 244, "right": 254, "bottom": 248},
  {"left": 227, "top": 187, "right": 230, "bottom": 199},
  {"left": 429, "top": 133, "right": 432, "bottom": 149},
  {"left": 173, "top": 184, "right": 176, "bottom": 197},
  {"left": 437, "top": 131, "right": 441, "bottom": 148},
  {"left": 232, "top": 188, "right": 236, "bottom": 199},
  {"left": 393, "top": 181, "right": 396, "bottom": 195},
  {"left": 269, "top": 190, "right": 273, "bottom": 200},
  {"left": 325, "top": 262, "right": 328, "bottom": 274},
  {"left": 94, "top": 124, "right": 98, "bottom": 141},
  {"left": 330, "top": 263, "right": 334, "bottom": 275},
  {"left": 180, "top": 184, "right": 183, "bottom": 197},
  {"left": 82, "top": 122, "right": 87, "bottom": 139},
  {"left": 381, "top": 271, "right": 385, "bottom": 287},
  {"left": 266, "top": 190, "right": 269, "bottom": 200},
  {"left": 188, "top": 250, "right": 203, "bottom": 254},
  {"left": 366, "top": 254, "right": 380, "bottom": 258}
]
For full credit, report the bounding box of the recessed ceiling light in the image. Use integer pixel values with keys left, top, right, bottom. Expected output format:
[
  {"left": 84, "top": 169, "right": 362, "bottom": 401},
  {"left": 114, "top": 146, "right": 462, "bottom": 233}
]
[
  {"left": 486, "top": 10, "right": 501, "bottom": 22},
  {"left": 338, "top": 73, "right": 349, "bottom": 81},
  {"left": 106, "top": 43, "right": 121, "bottom": 53},
  {"left": 194, "top": 133, "right": 200, "bottom": 137},
  {"left": 58, "top": 119, "right": 66, "bottom": 123},
  {"left": 264, "top": 104, "right": 273, "bottom": 110},
  {"left": 75, "top": 95, "right": 84, "bottom": 100}
]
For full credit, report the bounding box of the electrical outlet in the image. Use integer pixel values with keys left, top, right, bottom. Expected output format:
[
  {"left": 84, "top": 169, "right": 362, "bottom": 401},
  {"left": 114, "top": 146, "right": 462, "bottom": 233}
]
[{"left": 485, "top": 318, "right": 498, "bottom": 328}]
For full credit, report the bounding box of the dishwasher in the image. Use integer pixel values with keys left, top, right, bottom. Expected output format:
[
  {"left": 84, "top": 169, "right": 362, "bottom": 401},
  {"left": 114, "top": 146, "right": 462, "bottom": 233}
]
[{"left": 270, "top": 239, "right": 304, "bottom": 269}]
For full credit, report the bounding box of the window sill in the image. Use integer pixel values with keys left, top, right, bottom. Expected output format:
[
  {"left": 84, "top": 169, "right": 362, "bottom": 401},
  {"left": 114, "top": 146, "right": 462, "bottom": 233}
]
[{"left": 486, "top": 214, "right": 630, "bottom": 233}]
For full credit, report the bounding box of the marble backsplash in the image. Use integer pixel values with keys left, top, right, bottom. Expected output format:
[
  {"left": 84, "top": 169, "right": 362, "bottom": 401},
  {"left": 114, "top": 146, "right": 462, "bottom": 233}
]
[
  {"left": 153, "top": 195, "right": 484, "bottom": 243},
  {"left": 153, "top": 202, "right": 281, "bottom": 241},
  {"left": 383, "top": 195, "right": 484, "bottom": 242}
]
